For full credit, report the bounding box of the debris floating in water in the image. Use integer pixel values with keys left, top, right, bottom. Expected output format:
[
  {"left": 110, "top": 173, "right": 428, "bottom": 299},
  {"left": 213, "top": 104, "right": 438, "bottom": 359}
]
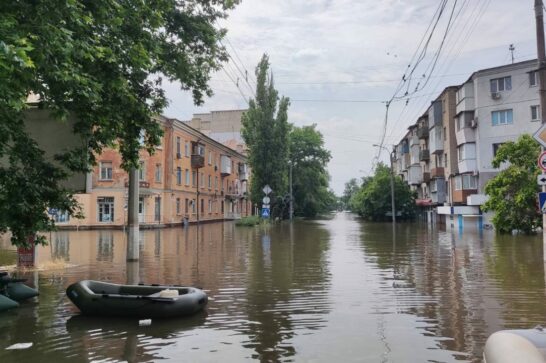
[
  {"left": 139, "top": 319, "right": 152, "bottom": 326},
  {"left": 6, "top": 343, "right": 33, "bottom": 350}
]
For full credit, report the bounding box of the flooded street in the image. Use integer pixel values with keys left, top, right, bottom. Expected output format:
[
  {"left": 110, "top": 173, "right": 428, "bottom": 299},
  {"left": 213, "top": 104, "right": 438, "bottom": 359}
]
[{"left": 1, "top": 212, "right": 545, "bottom": 362}]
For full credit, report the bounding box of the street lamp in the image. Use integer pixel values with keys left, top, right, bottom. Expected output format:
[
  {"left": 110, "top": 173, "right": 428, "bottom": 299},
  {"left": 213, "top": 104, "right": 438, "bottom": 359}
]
[{"left": 373, "top": 144, "right": 396, "bottom": 224}]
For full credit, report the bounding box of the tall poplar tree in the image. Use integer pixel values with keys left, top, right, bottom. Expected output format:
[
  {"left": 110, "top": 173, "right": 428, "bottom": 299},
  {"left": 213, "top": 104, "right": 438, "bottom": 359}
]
[{"left": 241, "top": 54, "right": 290, "bottom": 217}]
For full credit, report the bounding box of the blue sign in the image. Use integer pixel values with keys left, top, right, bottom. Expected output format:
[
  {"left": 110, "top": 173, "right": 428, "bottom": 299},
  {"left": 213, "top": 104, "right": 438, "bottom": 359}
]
[
  {"left": 48, "top": 208, "right": 58, "bottom": 216},
  {"left": 261, "top": 208, "right": 270, "bottom": 219},
  {"left": 540, "top": 192, "right": 546, "bottom": 214}
]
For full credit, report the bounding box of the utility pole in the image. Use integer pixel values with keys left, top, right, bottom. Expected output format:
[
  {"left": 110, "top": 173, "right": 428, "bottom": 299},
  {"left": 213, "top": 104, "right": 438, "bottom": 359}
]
[
  {"left": 509, "top": 44, "right": 515, "bottom": 64},
  {"left": 289, "top": 162, "right": 293, "bottom": 220},
  {"left": 373, "top": 144, "right": 396, "bottom": 224},
  {"left": 535, "top": 0, "right": 546, "bottom": 257},
  {"left": 127, "top": 167, "right": 139, "bottom": 261}
]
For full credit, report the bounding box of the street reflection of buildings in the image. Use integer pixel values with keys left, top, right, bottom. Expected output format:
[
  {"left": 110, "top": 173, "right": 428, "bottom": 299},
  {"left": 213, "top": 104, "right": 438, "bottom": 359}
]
[
  {"left": 240, "top": 222, "right": 332, "bottom": 361},
  {"left": 360, "top": 223, "right": 546, "bottom": 362}
]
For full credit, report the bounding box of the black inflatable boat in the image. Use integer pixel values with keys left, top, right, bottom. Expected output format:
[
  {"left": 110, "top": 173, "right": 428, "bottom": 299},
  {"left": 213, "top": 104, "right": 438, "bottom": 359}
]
[{"left": 66, "top": 280, "right": 208, "bottom": 318}]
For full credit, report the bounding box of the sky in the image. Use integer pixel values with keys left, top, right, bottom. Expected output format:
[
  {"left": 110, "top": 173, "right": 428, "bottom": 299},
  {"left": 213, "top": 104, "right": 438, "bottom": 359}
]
[{"left": 162, "top": 0, "right": 538, "bottom": 195}]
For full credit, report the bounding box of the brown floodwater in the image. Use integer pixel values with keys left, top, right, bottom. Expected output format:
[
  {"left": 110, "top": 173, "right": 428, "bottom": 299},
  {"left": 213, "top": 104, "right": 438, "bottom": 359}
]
[{"left": 0, "top": 212, "right": 545, "bottom": 362}]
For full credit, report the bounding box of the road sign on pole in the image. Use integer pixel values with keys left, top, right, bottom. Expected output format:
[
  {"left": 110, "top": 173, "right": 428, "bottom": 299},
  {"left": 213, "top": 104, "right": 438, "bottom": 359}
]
[
  {"left": 261, "top": 208, "right": 270, "bottom": 219},
  {"left": 262, "top": 196, "right": 270, "bottom": 204},
  {"left": 539, "top": 151, "right": 546, "bottom": 171},
  {"left": 539, "top": 174, "right": 546, "bottom": 186},
  {"left": 540, "top": 192, "right": 546, "bottom": 214},
  {"left": 262, "top": 185, "right": 272, "bottom": 195},
  {"left": 534, "top": 124, "right": 546, "bottom": 148}
]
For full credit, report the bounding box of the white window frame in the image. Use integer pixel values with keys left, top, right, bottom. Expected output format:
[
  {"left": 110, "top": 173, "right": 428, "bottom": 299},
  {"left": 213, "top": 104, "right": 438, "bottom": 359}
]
[
  {"left": 138, "top": 161, "right": 145, "bottom": 181},
  {"left": 492, "top": 109, "right": 513, "bottom": 126},
  {"left": 155, "top": 164, "right": 161, "bottom": 183},
  {"left": 99, "top": 161, "right": 113, "bottom": 180},
  {"left": 530, "top": 71, "right": 538, "bottom": 87},
  {"left": 185, "top": 142, "right": 189, "bottom": 157},
  {"left": 490, "top": 76, "right": 512, "bottom": 93},
  {"left": 176, "top": 167, "right": 182, "bottom": 185},
  {"left": 531, "top": 105, "right": 541, "bottom": 121},
  {"left": 185, "top": 169, "right": 190, "bottom": 186},
  {"left": 97, "top": 197, "right": 115, "bottom": 222}
]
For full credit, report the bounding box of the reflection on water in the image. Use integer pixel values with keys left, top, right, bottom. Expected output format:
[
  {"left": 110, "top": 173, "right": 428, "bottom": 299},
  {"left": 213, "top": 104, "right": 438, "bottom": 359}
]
[{"left": 0, "top": 213, "right": 545, "bottom": 362}]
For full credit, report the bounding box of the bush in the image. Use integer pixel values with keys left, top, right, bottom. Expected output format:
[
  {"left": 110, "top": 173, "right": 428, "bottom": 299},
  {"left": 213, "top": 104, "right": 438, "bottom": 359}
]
[{"left": 235, "top": 215, "right": 261, "bottom": 227}]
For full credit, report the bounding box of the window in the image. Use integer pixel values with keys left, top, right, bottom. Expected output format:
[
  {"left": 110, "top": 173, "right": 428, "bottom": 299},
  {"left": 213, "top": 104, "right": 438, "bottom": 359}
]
[
  {"left": 191, "top": 199, "right": 196, "bottom": 213},
  {"left": 53, "top": 210, "right": 70, "bottom": 223},
  {"left": 531, "top": 105, "right": 541, "bottom": 121},
  {"left": 200, "top": 172, "right": 204, "bottom": 188},
  {"left": 215, "top": 176, "right": 218, "bottom": 190},
  {"left": 139, "top": 161, "right": 145, "bottom": 181},
  {"left": 431, "top": 181, "right": 437, "bottom": 193},
  {"left": 208, "top": 151, "right": 212, "bottom": 165},
  {"left": 185, "top": 198, "right": 189, "bottom": 214},
  {"left": 443, "top": 127, "right": 446, "bottom": 141},
  {"left": 185, "top": 169, "right": 190, "bottom": 185},
  {"left": 208, "top": 175, "right": 212, "bottom": 189},
  {"left": 185, "top": 141, "right": 189, "bottom": 157},
  {"left": 98, "top": 197, "right": 115, "bottom": 222},
  {"left": 492, "top": 109, "right": 513, "bottom": 126},
  {"left": 490, "top": 76, "right": 512, "bottom": 93},
  {"left": 154, "top": 197, "right": 161, "bottom": 222},
  {"left": 457, "top": 143, "right": 476, "bottom": 161},
  {"left": 444, "top": 153, "right": 448, "bottom": 168},
  {"left": 176, "top": 198, "right": 181, "bottom": 215},
  {"left": 155, "top": 164, "right": 161, "bottom": 183},
  {"left": 530, "top": 71, "right": 538, "bottom": 87},
  {"left": 208, "top": 200, "right": 212, "bottom": 213},
  {"left": 100, "top": 162, "right": 113, "bottom": 180},
  {"left": 201, "top": 199, "right": 204, "bottom": 215},
  {"left": 493, "top": 143, "right": 505, "bottom": 157},
  {"left": 176, "top": 137, "right": 181, "bottom": 155},
  {"left": 457, "top": 114, "right": 473, "bottom": 130},
  {"left": 176, "top": 167, "right": 182, "bottom": 185},
  {"left": 138, "top": 130, "right": 145, "bottom": 146},
  {"left": 192, "top": 171, "right": 197, "bottom": 186},
  {"left": 454, "top": 175, "right": 477, "bottom": 190}
]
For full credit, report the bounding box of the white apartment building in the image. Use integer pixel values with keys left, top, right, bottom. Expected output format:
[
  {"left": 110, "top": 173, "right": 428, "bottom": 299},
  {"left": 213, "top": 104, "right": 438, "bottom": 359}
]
[{"left": 438, "top": 59, "right": 540, "bottom": 229}]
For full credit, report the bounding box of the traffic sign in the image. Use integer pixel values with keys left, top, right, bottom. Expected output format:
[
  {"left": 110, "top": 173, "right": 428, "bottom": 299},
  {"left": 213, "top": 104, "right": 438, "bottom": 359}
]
[
  {"left": 540, "top": 192, "right": 546, "bottom": 214},
  {"left": 262, "top": 184, "right": 272, "bottom": 195},
  {"left": 538, "top": 174, "right": 546, "bottom": 186},
  {"left": 534, "top": 123, "right": 546, "bottom": 148},
  {"left": 262, "top": 196, "right": 270, "bottom": 204},
  {"left": 261, "top": 208, "right": 270, "bottom": 219},
  {"left": 539, "top": 151, "right": 546, "bottom": 171}
]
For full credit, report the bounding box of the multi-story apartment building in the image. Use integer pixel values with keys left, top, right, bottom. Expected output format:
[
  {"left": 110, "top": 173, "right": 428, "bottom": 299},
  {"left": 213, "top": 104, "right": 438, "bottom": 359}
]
[
  {"left": 394, "top": 60, "right": 540, "bottom": 230},
  {"left": 56, "top": 116, "right": 252, "bottom": 229},
  {"left": 438, "top": 60, "right": 539, "bottom": 228}
]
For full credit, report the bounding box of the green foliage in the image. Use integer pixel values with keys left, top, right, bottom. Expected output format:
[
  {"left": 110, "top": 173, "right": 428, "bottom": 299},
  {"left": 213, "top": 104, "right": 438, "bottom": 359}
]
[
  {"left": 235, "top": 215, "right": 261, "bottom": 226},
  {"left": 483, "top": 134, "right": 541, "bottom": 234},
  {"left": 351, "top": 163, "right": 416, "bottom": 221},
  {"left": 241, "top": 54, "right": 291, "bottom": 218},
  {"left": 0, "top": 1, "right": 237, "bottom": 247},
  {"left": 342, "top": 178, "right": 360, "bottom": 210},
  {"left": 289, "top": 125, "right": 333, "bottom": 218}
]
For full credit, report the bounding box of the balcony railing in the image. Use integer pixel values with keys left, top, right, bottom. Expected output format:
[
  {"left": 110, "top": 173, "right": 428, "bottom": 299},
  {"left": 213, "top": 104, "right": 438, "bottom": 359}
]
[
  {"left": 423, "top": 172, "right": 430, "bottom": 183},
  {"left": 191, "top": 154, "right": 205, "bottom": 169},
  {"left": 430, "top": 167, "right": 445, "bottom": 178},
  {"left": 417, "top": 127, "right": 429, "bottom": 139},
  {"left": 419, "top": 149, "right": 430, "bottom": 161}
]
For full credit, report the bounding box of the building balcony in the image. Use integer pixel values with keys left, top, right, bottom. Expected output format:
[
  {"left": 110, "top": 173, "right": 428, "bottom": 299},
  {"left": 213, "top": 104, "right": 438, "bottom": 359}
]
[
  {"left": 452, "top": 189, "right": 477, "bottom": 204},
  {"left": 408, "top": 165, "right": 422, "bottom": 185},
  {"left": 455, "top": 127, "right": 476, "bottom": 146},
  {"left": 191, "top": 154, "right": 205, "bottom": 169},
  {"left": 458, "top": 159, "right": 477, "bottom": 174},
  {"left": 430, "top": 167, "right": 444, "bottom": 178},
  {"left": 409, "top": 135, "right": 419, "bottom": 147},
  {"left": 220, "top": 155, "right": 232, "bottom": 176},
  {"left": 423, "top": 172, "right": 430, "bottom": 183},
  {"left": 467, "top": 194, "right": 488, "bottom": 206},
  {"left": 431, "top": 191, "right": 446, "bottom": 204},
  {"left": 429, "top": 127, "right": 443, "bottom": 155},
  {"left": 419, "top": 149, "right": 430, "bottom": 161},
  {"left": 417, "top": 127, "right": 429, "bottom": 139}
]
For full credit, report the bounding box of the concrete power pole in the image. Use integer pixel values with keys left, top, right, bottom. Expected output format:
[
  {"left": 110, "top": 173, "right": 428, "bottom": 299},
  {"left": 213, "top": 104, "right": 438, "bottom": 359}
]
[
  {"left": 534, "top": 0, "right": 546, "bottom": 257},
  {"left": 127, "top": 167, "right": 140, "bottom": 261},
  {"left": 289, "top": 163, "right": 293, "bottom": 220}
]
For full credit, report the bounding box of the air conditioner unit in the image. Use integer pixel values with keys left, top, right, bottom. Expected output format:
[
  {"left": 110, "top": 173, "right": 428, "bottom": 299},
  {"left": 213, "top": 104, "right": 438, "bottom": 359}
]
[
  {"left": 471, "top": 118, "right": 478, "bottom": 128},
  {"left": 472, "top": 170, "right": 479, "bottom": 177},
  {"left": 176, "top": 152, "right": 182, "bottom": 159},
  {"left": 491, "top": 92, "right": 501, "bottom": 100}
]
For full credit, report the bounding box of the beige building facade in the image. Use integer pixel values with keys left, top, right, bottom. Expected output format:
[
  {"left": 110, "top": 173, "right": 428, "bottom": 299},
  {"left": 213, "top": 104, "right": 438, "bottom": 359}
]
[{"left": 56, "top": 116, "right": 252, "bottom": 229}]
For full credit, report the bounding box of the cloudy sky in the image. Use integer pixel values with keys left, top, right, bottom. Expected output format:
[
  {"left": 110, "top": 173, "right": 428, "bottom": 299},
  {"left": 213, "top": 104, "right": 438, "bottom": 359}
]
[{"left": 163, "top": 0, "right": 538, "bottom": 194}]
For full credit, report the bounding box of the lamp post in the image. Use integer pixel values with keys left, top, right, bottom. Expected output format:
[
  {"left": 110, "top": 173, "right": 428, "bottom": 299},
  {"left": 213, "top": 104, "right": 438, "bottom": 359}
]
[{"left": 373, "top": 144, "right": 396, "bottom": 224}]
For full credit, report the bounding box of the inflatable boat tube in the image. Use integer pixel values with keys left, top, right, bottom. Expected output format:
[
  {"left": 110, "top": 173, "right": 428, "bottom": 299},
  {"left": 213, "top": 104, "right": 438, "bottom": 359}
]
[
  {"left": 5, "top": 283, "right": 39, "bottom": 301},
  {"left": 66, "top": 280, "right": 208, "bottom": 318},
  {"left": 483, "top": 327, "right": 546, "bottom": 363},
  {"left": 0, "top": 294, "right": 19, "bottom": 312}
]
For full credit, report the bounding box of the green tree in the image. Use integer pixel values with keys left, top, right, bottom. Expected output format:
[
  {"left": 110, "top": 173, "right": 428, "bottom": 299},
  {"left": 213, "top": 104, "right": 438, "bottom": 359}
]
[
  {"left": 351, "top": 163, "right": 416, "bottom": 221},
  {"left": 0, "top": 1, "right": 237, "bottom": 246},
  {"left": 289, "top": 125, "right": 332, "bottom": 218},
  {"left": 342, "top": 178, "right": 360, "bottom": 210},
  {"left": 241, "top": 54, "right": 290, "bottom": 218},
  {"left": 483, "top": 134, "right": 541, "bottom": 234}
]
